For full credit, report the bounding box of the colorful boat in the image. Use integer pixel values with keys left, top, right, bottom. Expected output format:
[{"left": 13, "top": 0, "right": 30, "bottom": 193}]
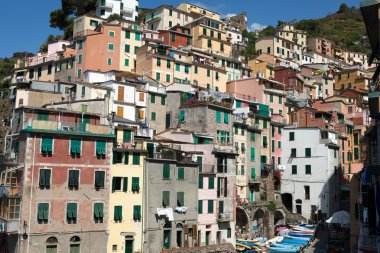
[
  {"left": 281, "top": 237, "right": 309, "bottom": 246},
  {"left": 236, "top": 242, "right": 252, "bottom": 250},
  {"left": 288, "top": 232, "right": 313, "bottom": 238}
]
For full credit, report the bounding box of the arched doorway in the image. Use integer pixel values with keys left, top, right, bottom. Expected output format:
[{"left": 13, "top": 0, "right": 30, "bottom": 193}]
[
  {"left": 163, "top": 222, "right": 172, "bottom": 249},
  {"left": 274, "top": 210, "right": 285, "bottom": 226},
  {"left": 46, "top": 237, "right": 58, "bottom": 253},
  {"left": 69, "top": 236, "right": 80, "bottom": 253},
  {"left": 236, "top": 207, "right": 249, "bottom": 235},
  {"left": 252, "top": 209, "right": 265, "bottom": 236},
  {"left": 281, "top": 193, "right": 293, "bottom": 212}
]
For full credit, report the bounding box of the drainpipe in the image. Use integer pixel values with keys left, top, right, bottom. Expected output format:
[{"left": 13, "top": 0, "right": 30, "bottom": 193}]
[{"left": 26, "top": 133, "right": 37, "bottom": 253}]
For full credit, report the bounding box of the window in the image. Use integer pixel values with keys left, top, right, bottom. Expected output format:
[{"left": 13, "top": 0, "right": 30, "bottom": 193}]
[
  {"left": 66, "top": 203, "right": 77, "bottom": 223},
  {"left": 177, "top": 192, "right": 184, "bottom": 207},
  {"left": 157, "top": 57, "right": 161, "bottom": 66},
  {"left": 132, "top": 153, "right": 140, "bottom": 165},
  {"left": 305, "top": 148, "right": 311, "bottom": 157},
  {"left": 163, "top": 163, "right": 170, "bottom": 179},
  {"left": 291, "top": 148, "right": 296, "bottom": 157},
  {"left": 263, "top": 120, "right": 267, "bottom": 129},
  {"left": 162, "top": 191, "right": 170, "bottom": 207},
  {"left": 70, "top": 139, "right": 81, "bottom": 157},
  {"left": 278, "top": 141, "right": 281, "bottom": 149},
  {"left": 279, "top": 96, "right": 283, "bottom": 104},
  {"left": 109, "top": 31, "right": 115, "bottom": 37},
  {"left": 175, "top": 63, "right": 180, "bottom": 71},
  {"left": 68, "top": 170, "right": 79, "bottom": 189},
  {"left": 354, "top": 147, "right": 359, "bottom": 160},
  {"left": 207, "top": 39, "right": 212, "bottom": 48},
  {"left": 179, "top": 110, "right": 185, "bottom": 122},
  {"left": 48, "top": 64, "right": 52, "bottom": 75},
  {"left": 304, "top": 186, "right": 310, "bottom": 200},
  {"left": 270, "top": 94, "right": 273, "bottom": 102},
  {"left": 216, "top": 110, "right": 221, "bottom": 123},
  {"left": 208, "top": 177, "right": 214, "bottom": 189},
  {"left": 263, "top": 136, "right": 268, "bottom": 147},
  {"left": 250, "top": 132, "right": 255, "bottom": 141},
  {"left": 37, "top": 203, "right": 49, "bottom": 223},
  {"left": 198, "top": 200, "right": 203, "bottom": 214},
  {"left": 135, "top": 33, "right": 141, "bottom": 41},
  {"left": 111, "top": 177, "right": 122, "bottom": 192},
  {"left": 224, "top": 112, "right": 229, "bottom": 124},
  {"left": 289, "top": 132, "right": 295, "bottom": 141},
  {"left": 96, "top": 140, "right": 106, "bottom": 158},
  {"left": 133, "top": 205, "right": 141, "bottom": 220},
  {"left": 156, "top": 72, "right": 160, "bottom": 81},
  {"left": 194, "top": 66, "right": 198, "bottom": 74},
  {"left": 125, "top": 44, "right": 130, "bottom": 53},
  {"left": 107, "top": 57, "right": 112, "bottom": 65},
  {"left": 108, "top": 43, "right": 114, "bottom": 51},
  {"left": 161, "top": 96, "right": 166, "bottom": 105},
  {"left": 292, "top": 165, "right": 297, "bottom": 174},
  {"left": 94, "top": 203, "right": 104, "bottom": 223},
  {"left": 207, "top": 200, "right": 213, "bottom": 213},
  {"left": 94, "top": 171, "right": 105, "bottom": 189},
  {"left": 125, "top": 31, "right": 130, "bottom": 39},
  {"left": 77, "top": 69, "right": 82, "bottom": 78},
  {"left": 250, "top": 147, "right": 255, "bottom": 161},
  {"left": 41, "top": 136, "right": 53, "bottom": 155},
  {"left": 178, "top": 167, "right": 184, "bottom": 180},
  {"left": 169, "top": 21, "right": 172, "bottom": 27},
  {"left": 151, "top": 112, "right": 156, "bottom": 121},
  {"left": 166, "top": 74, "right": 170, "bottom": 83},
  {"left": 39, "top": 169, "right": 51, "bottom": 189},
  {"left": 207, "top": 69, "right": 211, "bottom": 77},
  {"left": 171, "top": 34, "right": 175, "bottom": 42},
  {"left": 114, "top": 206, "right": 122, "bottom": 222},
  {"left": 132, "top": 177, "right": 140, "bottom": 192},
  {"left": 134, "top": 46, "right": 139, "bottom": 53},
  {"left": 305, "top": 165, "right": 311, "bottom": 175},
  {"left": 199, "top": 175, "right": 203, "bottom": 189},
  {"left": 150, "top": 94, "right": 156, "bottom": 103}
]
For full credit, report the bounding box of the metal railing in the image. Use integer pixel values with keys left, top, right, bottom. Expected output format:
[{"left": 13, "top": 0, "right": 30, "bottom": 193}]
[{"left": 22, "top": 119, "right": 113, "bottom": 135}]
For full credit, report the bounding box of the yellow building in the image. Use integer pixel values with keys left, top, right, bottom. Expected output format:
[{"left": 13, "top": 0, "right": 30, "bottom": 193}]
[
  {"left": 248, "top": 54, "right": 276, "bottom": 78},
  {"left": 333, "top": 69, "right": 370, "bottom": 91},
  {"left": 177, "top": 2, "right": 220, "bottom": 20},
  {"left": 108, "top": 126, "right": 146, "bottom": 253},
  {"left": 119, "top": 21, "right": 143, "bottom": 72},
  {"left": 187, "top": 16, "right": 232, "bottom": 56}
]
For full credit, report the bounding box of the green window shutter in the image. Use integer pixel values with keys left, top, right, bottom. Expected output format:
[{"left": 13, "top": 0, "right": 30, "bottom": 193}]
[
  {"left": 95, "top": 171, "right": 105, "bottom": 188},
  {"left": 177, "top": 192, "right": 184, "bottom": 207},
  {"left": 112, "top": 151, "right": 117, "bottom": 164},
  {"left": 207, "top": 200, "right": 213, "bottom": 213},
  {"left": 37, "top": 112, "right": 49, "bottom": 121},
  {"left": 198, "top": 200, "right": 203, "bottom": 214},
  {"left": 39, "top": 169, "right": 46, "bottom": 188},
  {"left": 68, "top": 170, "right": 79, "bottom": 188},
  {"left": 216, "top": 110, "right": 221, "bottom": 123},
  {"left": 234, "top": 127, "right": 238, "bottom": 135},
  {"left": 241, "top": 128, "right": 245, "bottom": 135},
  {"left": 161, "top": 96, "right": 166, "bottom": 105},
  {"left": 175, "top": 63, "right": 180, "bottom": 71},
  {"left": 219, "top": 201, "right": 224, "bottom": 214},
  {"left": 133, "top": 205, "right": 141, "bottom": 220},
  {"left": 114, "top": 206, "right": 122, "bottom": 221},
  {"left": 38, "top": 203, "right": 49, "bottom": 221},
  {"left": 123, "top": 177, "right": 128, "bottom": 192},
  {"left": 250, "top": 132, "right": 255, "bottom": 141},
  {"left": 208, "top": 177, "right": 214, "bottom": 189},
  {"left": 255, "top": 118, "right": 259, "bottom": 125},
  {"left": 125, "top": 44, "right": 130, "bottom": 53},
  {"left": 162, "top": 191, "right": 170, "bottom": 206},
  {"left": 197, "top": 157, "right": 203, "bottom": 172},
  {"left": 279, "top": 96, "right": 283, "bottom": 104},
  {"left": 171, "top": 34, "right": 176, "bottom": 42},
  {"left": 207, "top": 69, "right": 211, "bottom": 77},
  {"left": 135, "top": 32, "right": 141, "bottom": 40},
  {"left": 156, "top": 72, "right": 160, "bottom": 81},
  {"left": 179, "top": 110, "right": 185, "bottom": 121},
  {"left": 151, "top": 112, "right": 156, "bottom": 121},
  {"left": 224, "top": 112, "right": 229, "bottom": 124},
  {"left": 124, "top": 153, "right": 129, "bottom": 164},
  {"left": 292, "top": 165, "right": 297, "bottom": 174},
  {"left": 67, "top": 203, "right": 77, "bottom": 219},
  {"left": 278, "top": 141, "right": 281, "bottom": 149},
  {"left": 132, "top": 153, "right": 140, "bottom": 165},
  {"left": 157, "top": 57, "right": 161, "bottom": 66},
  {"left": 108, "top": 43, "right": 114, "bottom": 51},
  {"left": 123, "top": 130, "right": 132, "bottom": 142},
  {"left": 163, "top": 163, "right": 170, "bottom": 179},
  {"left": 250, "top": 147, "right": 255, "bottom": 161},
  {"left": 305, "top": 165, "right": 311, "bottom": 174},
  {"left": 251, "top": 168, "right": 256, "bottom": 179},
  {"left": 199, "top": 175, "right": 203, "bottom": 189},
  {"left": 96, "top": 203, "right": 105, "bottom": 218},
  {"left": 178, "top": 167, "right": 184, "bottom": 180},
  {"left": 194, "top": 136, "right": 199, "bottom": 144},
  {"left": 289, "top": 132, "right": 295, "bottom": 141},
  {"left": 45, "top": 169, "right": 51, "bottom": 188},
  {"left": 134, "top": 46, "right": 139, "bottom": 53},
  {"left": 70, "top": 139, "right": 81, "bottom": 156},
  {"left": 270, "top": 94, "right": 273, "bottom": 102},
  {"left": 166, "top": 74, "right": 170, "bottom": 82},
  {"left": 169, "top": 21, "right": 172, "bottom": 27},
  {"left": 263, "top": 120, "right": 267, "bottom": 129},
  {"left": 112, "top": 177, "right": 117, "bottom": 192},
  {"left": 150, "top": 94, "right": 155, "bottom": 103},
  {"left": 203, "top": 28, "right": 207, "bottom": 35},
  {"left": 263, "top": 136, "right": 267, "bottom": 146},
  {"left": 96, "top": 140, "right": 106, "bottom": 156},
  {"left": 125, "top": 31, "right": 130, "bottom": 38},
  {"left": 305, "top": 148, "right": 311, "bottom": 157},
  {"left": 132, "top": 177, "right": 140, "bottom": 191},
  {"left": 207, "top": 39, "right": 212, "bottom": 47},
  {"left": 194, "top": 66, "right": 198, "bottom": 74},
  {"left": 291, "top": 149, "right": 297, "bottom": 157},
  {"left": 167, "top": 60, "right": 171, "bottom": 68}
]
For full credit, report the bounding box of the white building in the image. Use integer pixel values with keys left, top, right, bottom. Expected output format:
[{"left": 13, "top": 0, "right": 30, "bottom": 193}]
[
  {"left": 96, "top": 0, "right": 138, "bottom": 21},
  {"left": 280, "top": 127, "right": 340, "bottom": 221}
]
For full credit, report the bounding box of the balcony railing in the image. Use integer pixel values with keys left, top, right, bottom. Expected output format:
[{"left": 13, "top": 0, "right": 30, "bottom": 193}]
[
  {"left": 359, "top": 234, "right": 379, "bottom": 250},
  {"left": 136, "top": 128, "right": 151, "bottom": 138},
  {"left": 114, "top": 141, "right": 146, "bottom": 151},
  {"left": 22, "top": 119, "right": 113, "bottom": 135}
]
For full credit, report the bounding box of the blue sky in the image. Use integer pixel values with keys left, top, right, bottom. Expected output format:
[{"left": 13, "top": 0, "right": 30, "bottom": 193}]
[{"left": 0, "top": 0, "right": 360, "bottom": 58}]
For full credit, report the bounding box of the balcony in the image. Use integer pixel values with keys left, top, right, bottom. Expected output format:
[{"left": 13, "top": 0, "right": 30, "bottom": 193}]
[
  {"left": 199, "top": 164, "right": 216, "bottom": 174},
  {"left": 22, "top": 119, "right": 113, "bottom": 136},
  {"left": 0, "top": 185, "right": 21, "bottom": 198},
  {"left": 136, "top": 128, "right": 151, "bottom": 138},
  {"left": 121, "top": 7, "right": 134, "bottom": 15},
  {"left": 0, "top": 217, "right": 20, "bottom": 233},
  {"left": 113, "top": 140, "right": 146, "bottom": 151},
  {"left": 217, "top": 213, "right": 232, "bottom": 223}
]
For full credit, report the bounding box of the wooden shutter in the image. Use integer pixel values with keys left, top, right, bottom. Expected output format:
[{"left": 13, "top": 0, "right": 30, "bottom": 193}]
[
  {"left": 123, "top": 177, "right": 128, "bottom": 192},
  {"left": 117, "top": 106, "right": 124, "bottom": 118}
]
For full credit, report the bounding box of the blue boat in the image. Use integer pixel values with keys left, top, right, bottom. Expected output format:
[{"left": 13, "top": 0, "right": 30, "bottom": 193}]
[
  {"left": 268, "top": 246, "right": 299, "bottom": 253},
  {"left": 288, "top": 232, "right": 313, "bottom": 238},
  {"left": 271, "top": 243, "right": 302, "bottom": 251},
  {"left": 281, "top": 237, "right": 308, "bottom": 246}
]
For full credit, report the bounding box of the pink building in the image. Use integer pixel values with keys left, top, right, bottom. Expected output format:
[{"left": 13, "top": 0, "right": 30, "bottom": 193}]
[
  {"left": 226, "top": 78, "right": 263, "bottom": 102},
  {"left": 308, "top": 37, "right": 332, "bottom": 57}
]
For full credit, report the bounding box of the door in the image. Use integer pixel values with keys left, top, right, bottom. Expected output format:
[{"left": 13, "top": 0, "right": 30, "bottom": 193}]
[
  {"left": 79, "top": 115, "right": 90, "bottom": 132},
  {"left": 205, "top": 231, "right": 210, "bottom": 246},
  {"left": 70, "top": 244, "right": 80, "bottom": 253},
  {"left": 163, "top": 230, "right": 171, "bottom": 249},
  {"left": 176, "top": 230, "right": 182, "bottom": 247},
  {"left": 217, "top": 231, "right": 221, "bottom": 244},
  {"left": 165, "top": 113, "right": 171, "bottom": 129},
  {"left": 147, "top": 143, "right": 154, "bottom": 158},
  {"left": 125, "top": 240, "right": 133, "bottom": 253}
]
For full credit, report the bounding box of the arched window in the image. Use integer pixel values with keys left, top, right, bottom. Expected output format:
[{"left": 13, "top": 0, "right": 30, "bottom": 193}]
[
  {"left": 163, "top": 222, "right": 171, "bottom": 249},
  {"left": 46, "top": 237, "right": 58, "bottom": 253},
  {"left": 46, "top": 237, "right": 58, "bottom": 244},
  {"left": 70, "top": 236, "right": 81, "bottom": 242}
]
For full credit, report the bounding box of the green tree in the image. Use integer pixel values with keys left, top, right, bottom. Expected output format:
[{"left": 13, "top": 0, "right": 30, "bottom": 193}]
[
  {"left": 259, "top": 26, "right": 276, "bottom": 37},
  {"left": 241, "top": 30, "right": 257, "bottom": 60},
  {"left": 337, "top": 3, "right": 349, "bottom": 13},
  {"left": 107, "top": 14, "right": 123, "bottom": 22}
]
